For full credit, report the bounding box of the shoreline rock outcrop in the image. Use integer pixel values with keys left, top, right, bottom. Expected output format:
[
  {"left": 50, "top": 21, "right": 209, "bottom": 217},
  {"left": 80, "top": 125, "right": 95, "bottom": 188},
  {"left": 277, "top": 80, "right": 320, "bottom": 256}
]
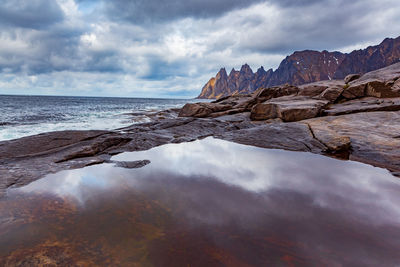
[{"left": 2, "top": 63, "right": 400, "bottom": 198}]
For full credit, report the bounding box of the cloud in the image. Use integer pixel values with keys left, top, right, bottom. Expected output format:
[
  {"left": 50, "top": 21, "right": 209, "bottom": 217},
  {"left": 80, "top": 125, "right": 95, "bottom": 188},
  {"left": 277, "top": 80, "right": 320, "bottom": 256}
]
[
  {"left": 199, "top": 0, "right": 400, "bottom": 54},
  {"left": 0, "top": 0, "right": 64, "bottom": 29},
  {"left": 0, "top": 0, "right": 400, "bottom": 97},
  {"left": 103, "top": 0, "right": 265, "bottom": 24}
]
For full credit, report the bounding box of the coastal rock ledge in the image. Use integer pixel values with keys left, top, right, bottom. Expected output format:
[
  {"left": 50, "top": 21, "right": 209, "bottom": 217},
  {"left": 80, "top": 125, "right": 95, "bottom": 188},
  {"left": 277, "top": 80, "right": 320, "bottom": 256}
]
[{"left": 2, "top": 63, "right": 400, "bottom": 197}]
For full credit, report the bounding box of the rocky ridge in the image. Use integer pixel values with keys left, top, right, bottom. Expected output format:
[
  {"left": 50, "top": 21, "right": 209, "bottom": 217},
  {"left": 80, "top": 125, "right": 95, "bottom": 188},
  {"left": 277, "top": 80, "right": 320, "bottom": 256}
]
[
  {"left": 2, "top": 63, "right": 400, "bottom": 198},
  {"left": 198, "top": 36, "right": 400, "bottom": 99}
]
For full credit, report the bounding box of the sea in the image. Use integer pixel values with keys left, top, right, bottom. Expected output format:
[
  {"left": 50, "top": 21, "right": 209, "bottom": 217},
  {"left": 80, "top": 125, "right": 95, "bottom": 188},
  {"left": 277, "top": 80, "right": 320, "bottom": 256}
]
[{"left": 0, "top": 95, "right": 201, "bottom": 141}]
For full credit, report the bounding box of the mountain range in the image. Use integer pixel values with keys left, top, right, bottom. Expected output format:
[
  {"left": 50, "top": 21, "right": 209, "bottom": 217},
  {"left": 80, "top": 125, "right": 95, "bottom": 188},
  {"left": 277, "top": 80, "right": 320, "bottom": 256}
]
[{"left": 197, "top": 36, "right": 400, "bottom": 99}]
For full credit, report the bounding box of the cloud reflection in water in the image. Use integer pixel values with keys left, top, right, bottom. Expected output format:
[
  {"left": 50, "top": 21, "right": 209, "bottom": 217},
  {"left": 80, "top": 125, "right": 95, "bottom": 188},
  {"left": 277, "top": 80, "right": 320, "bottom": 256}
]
[{"left": 4, "top": 137, "right": 400, "bottom": 266}]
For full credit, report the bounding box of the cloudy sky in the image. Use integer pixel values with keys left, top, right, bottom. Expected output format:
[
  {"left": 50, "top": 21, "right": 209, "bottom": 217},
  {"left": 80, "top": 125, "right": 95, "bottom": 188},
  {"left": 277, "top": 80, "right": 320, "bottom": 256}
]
[{"left": 0, "top": 0, "right": 399, "bottom": 98}]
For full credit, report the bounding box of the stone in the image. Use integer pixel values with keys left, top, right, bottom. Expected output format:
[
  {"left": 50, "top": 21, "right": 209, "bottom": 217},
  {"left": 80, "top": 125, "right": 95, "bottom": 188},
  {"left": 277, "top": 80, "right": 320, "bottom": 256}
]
[
  {"left": 303, "top": 121, "right": 351, "bottom": 156},
  {"left": 305, "top": 111, "right": 400, "bottom": 173},
  {"left": 250, "top": 96, "right": 329, "bottom": 122},
  {"left": 323, "top": 97, "right": 400, "bottom": 116},
  {"left": 298, "top": 80, "right": 345, "bottom": 102},
  {"left": 341, "top": 83, "right": 365, "bottom": 99},
  {"left": 178, "top": 103, "right": 232, "bottom": 118},
  {"left": 365, "top": 80, "right": 400, "bottom": 98},
  {"left": 342, "top": 63, "right": 400, "bottom": 100},
  {"left": 114, "top": 160, "right": 151, "bottom": 169},
  {"left": 344, "top": 74, "right": 361, "bottom": 84},
  {"left": 217, "top": 122, "right": 326, "bottom": 153},
  {"left": 254, "top": 84, "right": 299, "bottom": 100},
  {"left": 318, "top": 86, "right": 344, "bottom": 102}
]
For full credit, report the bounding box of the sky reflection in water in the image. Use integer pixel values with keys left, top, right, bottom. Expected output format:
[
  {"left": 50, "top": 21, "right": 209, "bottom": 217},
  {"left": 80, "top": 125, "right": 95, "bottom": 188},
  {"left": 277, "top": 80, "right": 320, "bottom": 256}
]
[{"left": 2, "top": 137, "right": 400, "bottom": 266}]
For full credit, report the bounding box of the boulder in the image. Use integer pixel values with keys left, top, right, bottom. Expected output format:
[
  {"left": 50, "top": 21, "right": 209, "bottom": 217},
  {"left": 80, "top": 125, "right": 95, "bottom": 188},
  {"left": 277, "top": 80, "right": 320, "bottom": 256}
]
[
  {"left": 250, "top": 96, "right": 329, "bottom": 122},
  {"left": 298, "top": 84, "right": 328, "bottom": 97},
  {"left": 298, "top": 80, "right": 345, "bottom": 102},
  {"left": 341, "top": 83, "right": 365, "bottom": 99},
  {"left": 178, "top": 103, "right": 232, "bottom": 118},
  {"left": 342, "top": 63, "right": 400, "bottom": 100},
  {"left": 344, "top": 74, "right": 361, "bottom": 84},
  {"left": 213, "top": 95, "right": 257, "bottom": 111},
  {"left": 253, "top": 84, "right": 299, "bottom": 100},
  {"left": 392, "top": 79, "right": 400, "bottom": 91},
  {"left": 318, "top": 86, "right": 344, "bottom": 102},
  {"left": 365, "top": 80, "right": 400, "bottom": 98}
]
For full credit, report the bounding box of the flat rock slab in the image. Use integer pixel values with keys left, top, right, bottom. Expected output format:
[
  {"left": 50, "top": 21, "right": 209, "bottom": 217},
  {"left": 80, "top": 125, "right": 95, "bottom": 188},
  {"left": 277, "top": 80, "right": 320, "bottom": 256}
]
[
  {"left": 0, "top": 117, "right": 254, "bottom": 198},
  {"left": 251, "top": 96, "right": 329, "bottom": 122},
  {"left": 305, "top": 111, "right": 400, "bottom": 173},
  {"left": 217, "top": 122, "right": 326, "bottom": 153},
  {"left": 0, "top": 130, "right": 109, "bottom": 159},
  {"left": 323, "top": 97, "right": 400, "bottom": 116},
  {"left": 178, "top": 102, "right": 232, "bottom": 118}
]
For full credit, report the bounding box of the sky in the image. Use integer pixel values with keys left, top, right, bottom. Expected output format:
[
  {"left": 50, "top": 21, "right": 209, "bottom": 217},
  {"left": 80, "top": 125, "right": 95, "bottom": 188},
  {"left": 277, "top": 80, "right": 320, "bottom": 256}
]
[{"left": 0, "top": 0, "right": 399, "bottom": 98}]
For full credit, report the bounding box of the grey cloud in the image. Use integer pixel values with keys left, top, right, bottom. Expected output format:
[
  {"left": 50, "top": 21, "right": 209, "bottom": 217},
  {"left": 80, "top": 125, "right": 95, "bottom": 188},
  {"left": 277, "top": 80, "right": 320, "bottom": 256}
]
[
  {"left": 103, "top": 0, "right": 265, "bottom": 23},
  {"left": 0, "top": 0, "right": 399, "bottom": 98},
  {"left": 0, "top": 0, "right": 64, "bottom": 29},
  {"left": 235, "top": 0, "right": 400, "bottom": 54},
  {"left": 267, "top": 0, "right": 321, "bottom": 7}
]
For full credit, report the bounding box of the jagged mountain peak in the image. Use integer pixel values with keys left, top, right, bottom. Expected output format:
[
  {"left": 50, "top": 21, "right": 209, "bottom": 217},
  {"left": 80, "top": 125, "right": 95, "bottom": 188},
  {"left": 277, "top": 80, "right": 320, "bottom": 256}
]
[
  {"left": 256, "top": 66, "right": 266, "bottom": 74},
  {"left": 216, "top": 67, "right": 228, "bottom": 78},
  {"left": 197, "top": 36, "right": 400, "bottom": 99},
  {"left": 240, "top": 63, "right": 253, "bottom": 73}
]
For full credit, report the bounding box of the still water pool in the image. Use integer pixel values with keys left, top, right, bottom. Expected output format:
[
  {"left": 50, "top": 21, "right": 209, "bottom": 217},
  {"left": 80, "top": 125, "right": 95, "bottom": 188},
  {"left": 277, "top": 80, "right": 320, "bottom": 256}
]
[{"left": 1, "top": 137, "right": 400, "bottom": 266}]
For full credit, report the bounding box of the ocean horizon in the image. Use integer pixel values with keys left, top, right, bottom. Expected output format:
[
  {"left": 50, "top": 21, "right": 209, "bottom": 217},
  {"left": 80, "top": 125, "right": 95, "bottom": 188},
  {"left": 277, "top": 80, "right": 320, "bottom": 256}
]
[{"left": 0, "top": 94, "right": 201, "bottom": 141}]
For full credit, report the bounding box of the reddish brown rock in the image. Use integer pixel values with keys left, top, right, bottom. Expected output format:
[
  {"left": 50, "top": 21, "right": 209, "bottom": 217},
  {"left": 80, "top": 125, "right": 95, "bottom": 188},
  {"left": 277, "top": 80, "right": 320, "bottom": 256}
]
[
  {"left": 305, "top": 111, "right": 400, "bottom": 173},
  {"left": 344, "top": 74, "right": 361, "bottom": 84},
  {"left": 322, "top": 97, "right": 400, "bottom": 116},
  {"left": 254, "top": 84, "right": 299, "bottom": 100},
  {"left": 198, "top": 36, "right": 400, "bottom": 99},
  {"left": 342, "top": 63, "right": 400, "bottom": 99},
  {"left": 250, "top": 96, "right": 329, "bottom": 122},
  {"left": 178, "top": 103, "right": 232, "bottom": 118},
  {"left": 298, "top": 80, "right": 345, "bottom": 102}
]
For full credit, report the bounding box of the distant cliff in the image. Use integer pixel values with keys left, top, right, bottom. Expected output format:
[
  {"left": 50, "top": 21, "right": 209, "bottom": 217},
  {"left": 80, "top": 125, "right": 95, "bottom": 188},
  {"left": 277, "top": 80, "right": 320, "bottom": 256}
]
[{"left": 197, "top": 36, "right": 400, "bottom": 99}]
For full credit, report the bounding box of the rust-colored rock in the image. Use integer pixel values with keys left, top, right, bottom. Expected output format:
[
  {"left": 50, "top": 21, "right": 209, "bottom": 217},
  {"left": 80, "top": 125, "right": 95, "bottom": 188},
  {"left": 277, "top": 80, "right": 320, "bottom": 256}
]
[
  {"left": 254, "top": 84, "right": 299, "bottom": 100},
  {"left": 198, "top": 36, "right": 400, "bottom": 99},
  {"left": 250, "top": 96, "right": 329, "bottom": 122},
  {"left": 298, "top": 80, "right": 345, "bottom": 102},
  {"left": 322, "top": 97, "right": 400, "bottom": 116},
  {"left": 342, "top": 63, "right": 400, "bottom": 99},
  {"left": 178, "top": 103, "right": 232, "bottom": 118},
  {"left": 344, "top": 74, "right": 361, "bottom": 84}
]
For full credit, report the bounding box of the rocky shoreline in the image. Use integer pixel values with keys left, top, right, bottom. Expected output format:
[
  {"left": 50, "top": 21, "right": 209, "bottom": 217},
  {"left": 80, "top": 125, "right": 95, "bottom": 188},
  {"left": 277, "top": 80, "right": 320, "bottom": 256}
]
[{"left": 2, "top": 63, "right": 400, "bottom": 197}]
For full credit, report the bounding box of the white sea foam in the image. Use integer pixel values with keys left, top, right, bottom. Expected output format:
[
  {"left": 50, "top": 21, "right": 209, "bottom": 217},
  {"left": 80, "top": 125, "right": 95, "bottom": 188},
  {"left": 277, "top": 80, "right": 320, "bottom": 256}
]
[{"left": 0, "top": 95, "right": 201, "bottom": 141}]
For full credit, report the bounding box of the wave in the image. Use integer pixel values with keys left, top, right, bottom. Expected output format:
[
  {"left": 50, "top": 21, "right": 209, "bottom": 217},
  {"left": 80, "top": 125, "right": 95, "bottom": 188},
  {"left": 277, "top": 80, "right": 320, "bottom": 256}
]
[{"left": 0, "top": 122, "right": 15, "bottom": 126}]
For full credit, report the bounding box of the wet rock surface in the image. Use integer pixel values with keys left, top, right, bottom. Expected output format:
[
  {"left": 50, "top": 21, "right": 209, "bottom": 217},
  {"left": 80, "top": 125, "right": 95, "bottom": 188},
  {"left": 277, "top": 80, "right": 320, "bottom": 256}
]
[
  {"left": 2, "top": 63, "right": 400, "bottom": 197},
  {"left": 305, "top": 111, "right": 400, "bottom": 173},
  {"left": 113, "top": 160, "right": 151, "bottom": 169}
]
